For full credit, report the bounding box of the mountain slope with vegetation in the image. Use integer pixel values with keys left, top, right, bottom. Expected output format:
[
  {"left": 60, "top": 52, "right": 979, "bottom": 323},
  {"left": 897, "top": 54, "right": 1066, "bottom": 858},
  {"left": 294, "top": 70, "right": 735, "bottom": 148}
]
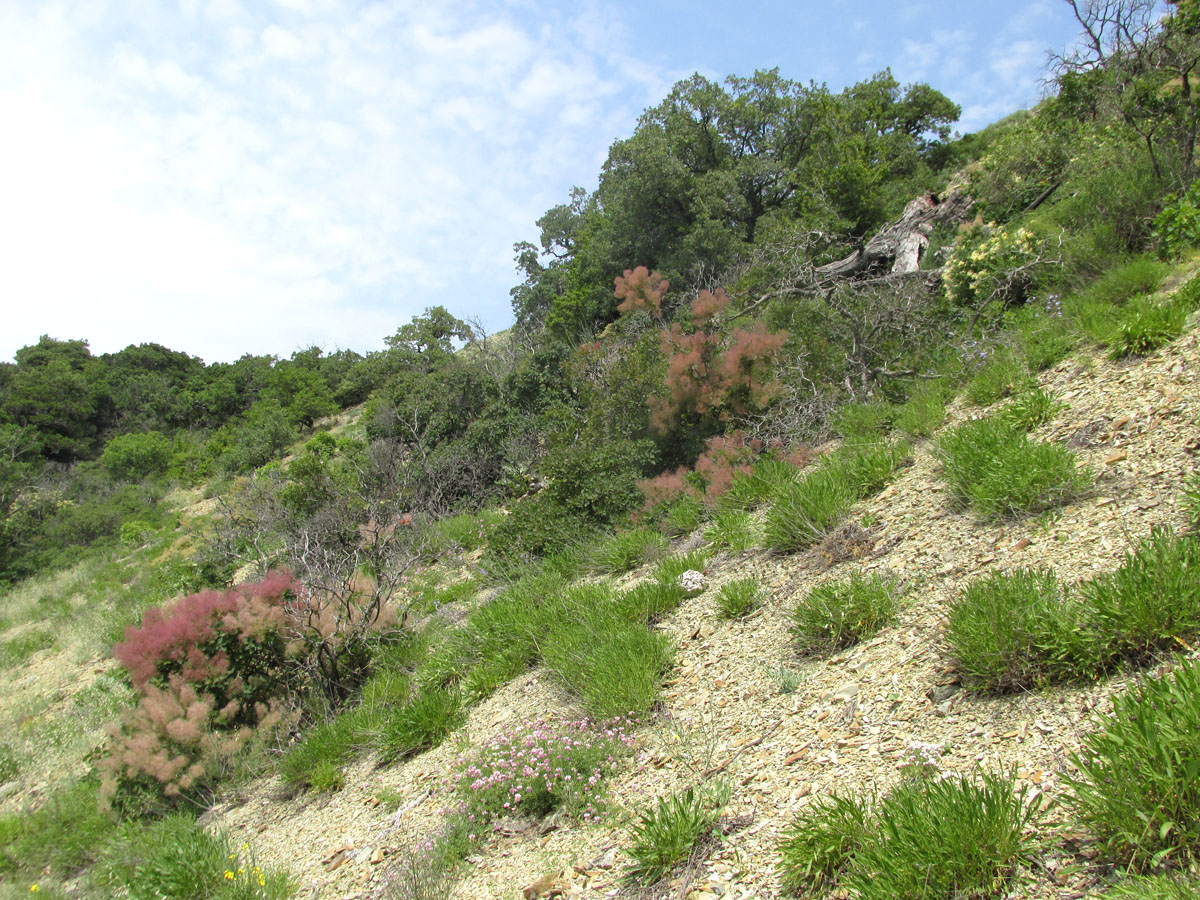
[{"left": 3, "top": 2, "right": 1200, "bottom": 899}]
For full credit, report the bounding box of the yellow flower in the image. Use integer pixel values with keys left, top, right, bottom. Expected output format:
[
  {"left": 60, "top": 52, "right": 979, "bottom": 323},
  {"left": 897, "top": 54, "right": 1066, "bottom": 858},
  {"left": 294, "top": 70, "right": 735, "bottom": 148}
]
[
  {"left": 30, "top": 887, "right": 40, "bottom": 894},
  {"left": 224, "top": 871, "right": 236, "bottom": 880}
]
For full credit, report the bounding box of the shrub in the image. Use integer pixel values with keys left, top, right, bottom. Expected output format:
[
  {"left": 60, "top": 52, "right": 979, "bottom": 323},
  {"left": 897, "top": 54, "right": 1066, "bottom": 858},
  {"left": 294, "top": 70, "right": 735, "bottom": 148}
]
[
  {"left": 1081, "top": 527, "right": 1200, "bottom": 665},
  {"left": 716, "top": 578, "right": 761, "bottom": 619},
  {"left": 944, "top": 222, "right": 1042, "bottom": 309},
  {"left": 449, "top": 716, "right": 635, "bottom": 826},
  {"left": 102, "top": 572, "right": 301, "bottom": 807},
  {"left": 1153, "top": 179, "right": 1200, "bottom": 257},
  {"left": 590, "top": 528, "right": 668, "bottom": 574},
  {"left": 101, "top": 431, "right": 174, "bottom": 481},
  {"left": 1065, "top": 659, "right": 1200, "bottom": 870},
  {"left": 792, "top": 573, "right": 900, "bottom": 654},
  {"left": 622, "top": 781, "right": 730, "bottom": 887},
  {"left": 777, "top": 792, "right": 870, "bottom": 895},
  {"left": 1000, "top": 387, "right": 1064, "bottom": 431},
  {"left": 936, "top": 417, "right": 1090, "bottom": 519},
  {"left": 844, "top": 771, "right": 1039, "bottom": 900},
  {"left": 97, "top": 813, "right": 295, "bottom": 900},
  {"left": 377, "top": 687, "right": 466, "bottom": 763},
  {"left": 946, "top": 569, "right": 1089, "bottom": 692},
  {"left": 1109, "top": 293, "right": 1189, "bottom": 357}
]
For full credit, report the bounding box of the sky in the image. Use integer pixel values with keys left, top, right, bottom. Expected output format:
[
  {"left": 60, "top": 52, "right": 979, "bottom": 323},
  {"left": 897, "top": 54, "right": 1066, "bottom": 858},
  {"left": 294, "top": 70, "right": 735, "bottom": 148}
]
[{"left": 0, "top": 0, "right": 1088, "bottom": 365}]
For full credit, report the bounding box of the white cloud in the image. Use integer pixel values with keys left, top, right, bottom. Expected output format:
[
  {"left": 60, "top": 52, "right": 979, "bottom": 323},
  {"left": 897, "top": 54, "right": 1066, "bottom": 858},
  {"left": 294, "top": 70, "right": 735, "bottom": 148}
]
[{"left": 0, "top": 0, "right": 668, "bottom": 363}]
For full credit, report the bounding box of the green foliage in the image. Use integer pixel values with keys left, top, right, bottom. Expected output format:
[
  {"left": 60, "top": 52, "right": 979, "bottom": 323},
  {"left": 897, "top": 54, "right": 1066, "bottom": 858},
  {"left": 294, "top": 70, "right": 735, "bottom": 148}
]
[
  {"left": 946, "top": 569, "right": 1087, "bottom": 693},
  {"left": 0, "top": 743, "right": 17, "bottom": 784},
  {"left": 661, "top": 495, "right": 703, "bottom": 536},
  {"left": 715, "top": 578, "right": 761, "bottom": 619},
  {"left": 1081, "top": 527, "right": 1200, "bottom": 665},
  {"left": 703, "top": 510, "right": 757, "bottom": 553},
  {"left": 844, "top": 772, "right": 1039, "bottom": 900},
  {"left": 765, "top": 443, "right": 905, "bottom": 553},
  {"left": 1000, "top": 387, "right": 1064, "bottom": 431},
  {"left": 0, "top": 779, "right": 112, "bottom": 878},
  {"left": 1105, "top": 875, "right": 1200, "bottom": 899},
  {"left": 377, "top": 687, "right": 465, "bottom": 763},
  {"left": 792, "top": 573, "right": 900, "bottom": 654},
  {"left": 1184, "top": 472, "right": 1200, "bottom": 529},
  {"left": 101, "top": 431, "right": 174, "bottom": 481},
  {"left": 1065, "top": 659, "right": 1200, "bottom": 871},
  {"left": 622, "top": 781, "right": 730, "bottom": 887},
  {"left": 944, "top": 223, "right": 1042, "bottom": 309},
  {"left": 1153, "top": 178, "right": 1200, "bottom": 258},
  {"left": 97, "top": 813, "right": 295, "bottom": 900},
  {"left": 936, "top": 417, "right": 1090, "bottom": 519},
  {"left": 590, "top": 528, "right": 668, "bottom": 575},
  {"left": 652, "top": 549, "right": 711, "bottom": 588},
  {"left": 1082, "top": 256, "right": 1171, "bottom": 306},
  {"left": 777, "top": 792, "right": 870, "bottom": 895},
  {"left": 893, "top": 383, "right": 947, "bottom": 438},
  {"left": 965, "top": 348, "right": 1033, "bottom": 406},
  {"left": 0, "top": 628, "right": 56, "bottom": 667},
  {"left": 432, "top": 509, "right": 504, "bottom": 553},
  {"left": 616, "top": 579, "right": 688, "bottom": 625},
  {"left": 279, "top": 703, "right": 386, "bottom": 791},
  {"left": 831, "top": 401, "right": 895, "bottom": 440},
  {"left": 1109, "top": 293, "right": 1189, "bottom": 357}
]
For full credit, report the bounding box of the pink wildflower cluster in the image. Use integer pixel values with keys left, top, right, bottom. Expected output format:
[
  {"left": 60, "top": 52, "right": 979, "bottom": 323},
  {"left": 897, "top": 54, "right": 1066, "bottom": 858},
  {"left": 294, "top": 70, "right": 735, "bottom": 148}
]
[{"left": 449, "top": 716, "right": 637, "bottom": 829}]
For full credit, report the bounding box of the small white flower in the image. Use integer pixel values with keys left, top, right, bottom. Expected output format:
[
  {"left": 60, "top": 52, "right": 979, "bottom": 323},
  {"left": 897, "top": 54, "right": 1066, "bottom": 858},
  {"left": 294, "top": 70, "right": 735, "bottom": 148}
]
[{"left": 678, "top": 569, "right": 707, "bottom": 593}]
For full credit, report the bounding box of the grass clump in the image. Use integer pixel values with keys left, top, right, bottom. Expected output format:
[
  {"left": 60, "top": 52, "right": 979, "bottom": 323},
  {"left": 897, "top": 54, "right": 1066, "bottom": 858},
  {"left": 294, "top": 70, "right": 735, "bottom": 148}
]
[
  {"left": 1104, "top": 875, "right": 1200, "bottom": 899},
  {"left": 832, "top": 401, "right": 895, "bottom": 440},
  {"left": 777, "top": 792, "right": 869, "bottom": 894},
  {"left": 622, "top": 781, "right": 730, "bottom": 887},
  {"left": 0, "top": 628, "right": 56, "bottom": 667},
  {"left": 652, "top": 549, "right": 711, "bottom": 587},
  {"left": 778, "top": 771, "right": 1038, "bottom": 900},
  {"left": 703, "top": 509, "right": 757, "bottom": 552},
  {"left": 97, "top": 813, "right": 295, "bottom": 899},
  {"left": 377, "top": 687, "right": 465, "bottom": 763},
  {"left": 0, "top": 744, "right": 17, "bottom": 783},
  {"left": 894, "top": 384, "right": 947, "bottom": 438},
  {"left": 1065, "top": 658, "right": 1200, "bottom": 871},
  {"left": 715, "top": 578, "right": 761, "bottom": 619},
  {"left": 590, "top": 528, "right": 668, "bottom": 574},
  {"left": 945, "top": 569, "right": 1086, "bottom": 692},
  {"left": 765, "top": 443, "right": 905, "bottom": 553},
  {"left": 661, "top": 495, "right": 702, "bottom": 536},
  {"left": 0, "top": 779, "right": 112, "bottom": 879},
  {"left": 1108, "top": 293, "right": 1189, "bottom": 357},
  {"left": 1000, "top": 386, "right": 1064, "bottom": 431},
  {"left": 1081, "top": 526, "right": 1200, "bottom": 665},
  {"left": 718, "top": 457, "right": 806, "bottom": 512},
  {"left": 937, "top": 417, "right": 1090, "bottom": 519},
  {"left": 792, "top": 572, "right": 900, "bottom": 654},
  {"left": 965, "top": 349, "right": 1033, "bottom": 406}
]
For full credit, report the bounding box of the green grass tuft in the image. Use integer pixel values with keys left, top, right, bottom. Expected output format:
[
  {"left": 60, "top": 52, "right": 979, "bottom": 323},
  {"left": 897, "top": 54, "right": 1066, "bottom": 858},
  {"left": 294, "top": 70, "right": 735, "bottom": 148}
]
[
  {"left": 590, "top": 528, "right": 668, "bottom": 574},
  {"left": 715, "top": 578, "right": 761, "bottom": 619},
  {"left": 792, "top": 573, "right": 900, "bottom": 654},
  {"left": 1109, "top": 293, "right": 1189, "bottom": 357},
  {"left": 622, "top": 781, "right": 730, "bottom": 887}
]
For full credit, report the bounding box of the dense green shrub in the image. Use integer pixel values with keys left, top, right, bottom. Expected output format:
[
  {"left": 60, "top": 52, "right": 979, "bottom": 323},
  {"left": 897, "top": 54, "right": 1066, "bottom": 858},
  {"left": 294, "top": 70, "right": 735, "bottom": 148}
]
[
  {"left": 1066, "top": 659, "right": 1200, "bottom": 870},
  {"left": 1153, "top": 179, "right": 1200, "bottom": 258},
  {"left": 792, "top": 573, "right": 900, "bottom": 654},
  {"left": 101, "top": 431, "right": 174, "bottom": 481},
  {"left": 936, "top": 417, "right": 1090, "bottom": 519}
]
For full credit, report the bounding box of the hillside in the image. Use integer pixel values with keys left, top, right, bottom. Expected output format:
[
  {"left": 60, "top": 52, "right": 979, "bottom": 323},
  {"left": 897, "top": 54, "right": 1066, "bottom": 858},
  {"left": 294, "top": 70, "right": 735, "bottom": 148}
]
[{"left": 192, "top": 301, "right": 1200, "bottom": 900}]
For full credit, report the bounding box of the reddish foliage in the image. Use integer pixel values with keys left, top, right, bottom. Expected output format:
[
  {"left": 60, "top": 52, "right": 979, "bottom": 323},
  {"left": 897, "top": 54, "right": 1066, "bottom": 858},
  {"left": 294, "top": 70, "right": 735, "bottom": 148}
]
[
  {"left": 694, "top": 432, "right": 762, "bottom": 501},
  {"left": 614, "top": 266, "right": 669, "bottom": 315},
  {"left": 690, "top": 288, "right": 730, "bottom": 323},
  {"left": 636, "top": 466, "right": 703, "bottom": 512}
]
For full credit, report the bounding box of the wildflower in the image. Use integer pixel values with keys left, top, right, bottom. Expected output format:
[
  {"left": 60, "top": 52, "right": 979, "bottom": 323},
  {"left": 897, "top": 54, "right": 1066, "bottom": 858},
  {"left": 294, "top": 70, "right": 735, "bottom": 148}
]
[
  {"left": 224, "top": 871, "right": 236, "bottom": 880},
  {"left": 30, "top": 887, "right": 40, "bottom": 894}
]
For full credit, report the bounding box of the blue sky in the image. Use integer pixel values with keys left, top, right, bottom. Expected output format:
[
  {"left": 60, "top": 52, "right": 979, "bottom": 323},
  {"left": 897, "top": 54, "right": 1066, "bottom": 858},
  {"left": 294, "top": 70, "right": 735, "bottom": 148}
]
[{"left": 0, "top": 0, "right": 1088, "bottom": 364}]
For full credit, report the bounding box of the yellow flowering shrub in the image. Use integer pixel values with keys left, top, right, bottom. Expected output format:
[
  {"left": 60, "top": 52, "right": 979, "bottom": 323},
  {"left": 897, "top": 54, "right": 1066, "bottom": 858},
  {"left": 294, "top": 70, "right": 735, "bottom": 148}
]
[{"left": 944, "top": 223, "right": 1040, "bottom": 309}]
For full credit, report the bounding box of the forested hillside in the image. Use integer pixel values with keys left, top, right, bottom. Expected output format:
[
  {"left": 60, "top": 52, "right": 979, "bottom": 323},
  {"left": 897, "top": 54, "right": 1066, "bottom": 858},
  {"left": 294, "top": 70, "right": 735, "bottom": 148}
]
[{"left": 2, "top": 2, "right": 1200, "bottom": 899}]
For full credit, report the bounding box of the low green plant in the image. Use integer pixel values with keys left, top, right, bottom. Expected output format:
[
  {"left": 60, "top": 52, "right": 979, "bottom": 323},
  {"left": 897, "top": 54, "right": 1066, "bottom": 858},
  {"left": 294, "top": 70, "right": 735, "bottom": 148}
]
[
  {"left": 767, "top": 663, "right": 804, "bottom": 694},
  {"left": 1001, "top": 387, "right": 1064, "bottom": 431},
  {"left": 590, "top": 528, "right": 668, "bottom": 574},
  {"left": 844, "top": 771, "right": 1039, "bottom": 900},
  {"left": 661, "top": 495, "right": 702, "bottom": 536},
  {"left": 1185, "top": 472, "right": 1200, "bottom": 528},
  {"left": 433, "top": 509, "right": 504, "bottom": 553},
  {"left": 965, "top": 349, "right": 1033, "bottom": 406},
  {"left": 1065, "top": 658, "right": 1200, "bottom": 870},
  {"left": 792, "top": 573, "right": 900, "bottom": 654},
  {"left": 0, "top": 779, "right": 112, "bottom": 878},
  {"left": 1082, "top": 256, "right": 1170, "bottom": 306},
  {"left": 1081, "top": 527, "right": 1200, "bottom": 665},
  {"left": 0, "top": 744, "right": 17, "bottom": 783},
  {"left": 1153, "top": 180, "right": 1200, "bottom": 257},
  {"left": 832, "top": 401, "right": 895, "bottom": 440},
  {"left": 377, "top": 687, "right": 465, "bottom": 763},
  {"left": 0, "top": 628, "right": 56, "bottom": 667},
  {"left": 894, "top": 385, "right": 947, "bottom": 438},
  {"left": 280, "top": 703, "right": 383, "bottom": 791},
  {"left": 936, "top": 417, "right": 1090, "bottom": 519},
  {"left": 1108, "top": 293, "right": 1188, "bottom": 357},
  {"left": 777, "top": 792, "right": 870, "bottom": 895},
  {"left": 718, "top": 457, "right": 805, "bottom": 511},
  {"left": 623, "top": 780, "right": 731, "bottom": 887},
  {"left": 97, "top": 813, "right": 295, "bottom": 900},
  {"left": 652, "top": 549, "right": 711, "bottom": 586},
  {"left": 1105, "top": 875, "right": 1200, "bottom": 899},
  {"left": 945, "top": 569, "right": 1089, "bottom": 692},
  {"left": 617, "top": 579, "right": 688, "bottom": 624},
  {"left": 716, "top": 578, "right": 761, "bottom": 619},
  {"left": 703, "top": 510, "right": 757, "bottom": 552},
  {"left": 765, "top": 443, "right": 905, "bottom": 552}
]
